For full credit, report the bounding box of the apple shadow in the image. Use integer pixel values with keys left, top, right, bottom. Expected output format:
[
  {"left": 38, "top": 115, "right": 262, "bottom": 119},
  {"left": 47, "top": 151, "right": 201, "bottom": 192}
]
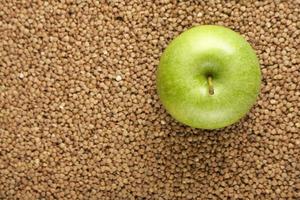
[{"left": 142, "top": 114, "right": 259, "bottom": 199}]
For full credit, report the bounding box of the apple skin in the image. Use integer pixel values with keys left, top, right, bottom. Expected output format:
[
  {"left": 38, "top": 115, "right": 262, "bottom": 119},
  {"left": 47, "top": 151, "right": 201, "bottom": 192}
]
[{"left": 156, "top": 25, "right": 261, "bottom": 129}]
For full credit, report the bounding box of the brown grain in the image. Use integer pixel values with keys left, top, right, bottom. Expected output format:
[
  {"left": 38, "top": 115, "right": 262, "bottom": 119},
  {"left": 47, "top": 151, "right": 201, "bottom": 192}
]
[{"left": 0, "top": 0, "right": 299, "bottom": 199}]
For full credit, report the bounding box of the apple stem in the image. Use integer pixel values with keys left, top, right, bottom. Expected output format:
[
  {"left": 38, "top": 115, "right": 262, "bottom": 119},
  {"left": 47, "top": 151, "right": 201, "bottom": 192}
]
[{"left": 208, "top": 76, "right": 214, "bottom": 95}]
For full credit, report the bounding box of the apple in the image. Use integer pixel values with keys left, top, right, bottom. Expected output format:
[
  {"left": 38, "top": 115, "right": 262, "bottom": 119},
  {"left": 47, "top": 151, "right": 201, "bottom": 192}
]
[{"left": 156, "top": 25, "right": 261, "bottom": 129}]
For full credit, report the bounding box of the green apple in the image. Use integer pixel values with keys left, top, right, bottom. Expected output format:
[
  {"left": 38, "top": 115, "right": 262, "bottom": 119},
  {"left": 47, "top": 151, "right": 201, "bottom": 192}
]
[{"left": 156, "top": 25, "right": 261, "bottom": 129}]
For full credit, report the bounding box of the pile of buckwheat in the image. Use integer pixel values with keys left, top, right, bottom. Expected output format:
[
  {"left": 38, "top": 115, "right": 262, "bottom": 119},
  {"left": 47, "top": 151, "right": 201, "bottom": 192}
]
[{"left": 0, "top": 0, "right": 299, "bottom": 199}]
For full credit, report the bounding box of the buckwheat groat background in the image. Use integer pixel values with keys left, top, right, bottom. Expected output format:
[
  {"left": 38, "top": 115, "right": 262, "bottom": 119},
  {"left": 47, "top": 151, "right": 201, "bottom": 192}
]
[{"left": 0, "top": 0, "right": 299, "bottom": 199}]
